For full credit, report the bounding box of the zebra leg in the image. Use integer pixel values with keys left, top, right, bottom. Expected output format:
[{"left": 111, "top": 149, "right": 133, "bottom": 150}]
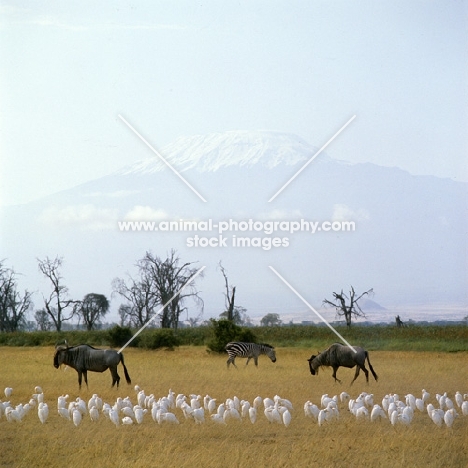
[
  {"left": 246, "top": 357, "right": 251, "bottom": 366},
  {"left": 253, "top": 356, "right": 258, "bottom": 367},
  {"left": 227, "top": 357, "right": 237, "bottom": 369}
]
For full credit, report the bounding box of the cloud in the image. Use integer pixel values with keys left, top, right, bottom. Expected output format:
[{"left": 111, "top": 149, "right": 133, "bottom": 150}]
[
  {"left": 123, "top": 206, "right": 168, "bottom": 221},
  {"left": 258, "top": 209, "right": 303, "bottom": 220},
  {"left": 332, "top": 204, "right": 369, "bottom": 222},
  {"left": 38, "top": 204, "right": 118, "bottom": 230}
]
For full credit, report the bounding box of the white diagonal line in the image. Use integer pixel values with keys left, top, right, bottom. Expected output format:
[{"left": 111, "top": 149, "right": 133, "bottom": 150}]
[
  {"left": 118, "top": 266, "right": 206, "bottom": 353},
  {"left": 269, "top": 266, "right": 356, "bottom": 353},
  {"left": 268, "top": 115, "right": 356, "bottom": 202},
  {"left": 118, "top": 114, "right": 207, "bottom": 203}
]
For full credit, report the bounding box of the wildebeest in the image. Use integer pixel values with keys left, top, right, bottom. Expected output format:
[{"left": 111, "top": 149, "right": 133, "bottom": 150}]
[
  {"left": 53, "top": 343, "right": 131, "bottom": 389},
  {"left": 307, "top": 343, "right": 378, "bottom": 385}
]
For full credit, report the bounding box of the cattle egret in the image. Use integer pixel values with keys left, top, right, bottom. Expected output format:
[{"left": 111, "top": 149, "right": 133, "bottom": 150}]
[
  {"left": 241, "top": 401, "right": 250, "bottom": 418},
  {"left": 282, "top": 409, "right": 291, "bottom": 427},
  {"left": 89, "top": 406, "right": 99, "bottom": 422},
  {"left": 461, "top": 401, "right": 468, "bottom": 417},
  {"left": 38, "top": 402, "right": 49, "bottom": 424},
  {"left": 431, "top": 409, "right": 444, "bottom": 427},
  {"left": 263, "top": 398, "right": 274, "bottom": 409},
  {"left": 355, "top": 406, "right": 369, "bottom": 420},
  {"left": 444, "top": 409, "right": 456, "bottom": 428},
  {"left": 76, "top": 398, "right": 87, "bottom": 415},
  {"left": 422, "top": 389, "right": 430, "bottom": 403},
  {"left": 122, "top": 416, "right": 133, "bottom": 425},
  {"left": 58, "top": 407, "right": 71, "bottom": 420},
  {"left": 253, "top": 396, "right": 262, "bottom": 409},
  {"left": 193, "top": 408, "right": 205, "bottom": 424},
  {"left": 415, "top": 398, "right": 425, "bottom": 412},
  {"left": 340, "top": 392, "right": 350, "bottom": 404},
  {"left": 134, "top": 406, "right": 146, "bottom": 424},
  {"left": 4, "top": 387, "right": 13, "bottom": 398},
  {"left": 317, "top": 409, "right": 327, "bottom": 426},
  {"left": 109, "top": 408, "right": 120, "bottom": 427},
  {"left": 248, "top": 407, "right": 257, "bottom": 424},
  {"left": 121, "top": 407, "right": 135, "bottom": 419},
  {"left": 390, "top": 410, "right": 398, "bottom": 426},
  {"left": 72, "top": 409, "right": 82, "bottom": 427},
  {"left": 370, "top": 405, "right": 387, "bottom": 422},
  {"left": 304, "top": 402, "right": 320, "bottom": 420},
  {"left": 445, "top": 397, "right": 454, "bottom": 410},
  {"left": 210, "top": 414, "right": 227, "bottom": 425},
  {"left": 57, "top": 395, "right": 68, "bottom": 410},
  {"left": 455, "top": 392, "right": 463, "bottom": 408},
  {"left": 217, "top": 403, "right": 226, "bottom": 417},
  {"left": 161, "top": 412, "right": 179, "bottom": 424}
]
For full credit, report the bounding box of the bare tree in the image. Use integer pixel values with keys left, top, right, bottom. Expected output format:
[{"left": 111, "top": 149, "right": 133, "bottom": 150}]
[
  {"left": 113, "top": 250, "right": 203, "bottom": 330},
  {"left": 37, "top": 256, "right": 76, "bottom": 332},
  {"left": 218, "top": 261, "right": 236, "bottom": 322},
  {"left": 118, "top": 304, "right": 133, "bottom": 327},
  {"left": 112, "top": 274, "right": 158, "bottom": 328},
  {"left": 34, "top": 308, "right": 53, "bottom": 331},
  {"left": 140, "top": 250, "right": 203, "bottom": 329},
  {"left": 323, "top": 286, "right": 373, "bottom": 328},
  {"left": 75, "top": 293, "right": 109, "bottom": 330},
  {"left": 0, "top": 262, "right": 33, "bottom": 332}
]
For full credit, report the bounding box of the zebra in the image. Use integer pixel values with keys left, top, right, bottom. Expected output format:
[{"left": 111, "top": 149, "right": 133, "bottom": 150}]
[
  {"left": 53, "top": 342, "right": 132, "bottom": 389},
  {"left": 307, "top": 343, "right": 378, "bottom": 385},
  {"left": 225, "top": 342, "right": 277, "bottom": 368}
]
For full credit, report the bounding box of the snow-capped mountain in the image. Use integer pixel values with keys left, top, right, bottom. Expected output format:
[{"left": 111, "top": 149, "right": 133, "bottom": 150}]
[{"left": 1, "top": 130, "right": 467, "bottom": 324}]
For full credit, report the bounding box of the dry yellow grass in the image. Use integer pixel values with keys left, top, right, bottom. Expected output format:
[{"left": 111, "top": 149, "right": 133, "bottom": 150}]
[{"left": 1, "top": 346, "right": 467, "bottom": 468}]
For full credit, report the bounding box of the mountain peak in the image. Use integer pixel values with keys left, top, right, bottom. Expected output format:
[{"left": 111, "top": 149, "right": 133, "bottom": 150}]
[{"left": 116, "top": 130, "right": 329, "bottom": 175}]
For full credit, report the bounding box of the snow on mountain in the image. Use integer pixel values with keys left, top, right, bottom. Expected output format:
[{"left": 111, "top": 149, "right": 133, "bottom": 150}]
[{"left": 116, "top": 130, "right": 340, "bottom": 175}]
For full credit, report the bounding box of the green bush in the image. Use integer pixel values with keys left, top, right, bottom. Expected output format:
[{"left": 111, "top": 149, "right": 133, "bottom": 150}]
[
  {"left": 107, "top": 326, "right": 137, "bottom": 348},
  {"left": 207, "top": 319, "right": 257, "bottom": 353},
  {"left": 139, "top": 329, "right": 180, "bottom": 350}
]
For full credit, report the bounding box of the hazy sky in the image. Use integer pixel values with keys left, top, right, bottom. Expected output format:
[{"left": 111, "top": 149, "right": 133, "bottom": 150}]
[{"left": 1, "top": 1, "right": 467, "bottom": 206}]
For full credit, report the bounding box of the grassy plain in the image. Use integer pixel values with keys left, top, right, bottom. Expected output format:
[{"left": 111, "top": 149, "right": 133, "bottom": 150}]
[{"left": 1, "top": 346, "right": 467, "bottom": 468}]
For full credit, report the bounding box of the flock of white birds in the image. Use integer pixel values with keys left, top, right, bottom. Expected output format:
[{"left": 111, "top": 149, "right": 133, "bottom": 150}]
[{"left": 1, "top": 385, "right": 468, "bottom": 429}]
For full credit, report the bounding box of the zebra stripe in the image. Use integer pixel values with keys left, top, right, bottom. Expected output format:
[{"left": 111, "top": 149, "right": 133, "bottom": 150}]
[{"left": 225, "top": 342, "right": 277, "bottom": 368}]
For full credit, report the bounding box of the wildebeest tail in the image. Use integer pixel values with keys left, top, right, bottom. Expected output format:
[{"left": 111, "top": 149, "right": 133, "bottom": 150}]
[
  {"left": 365, "top": 351, "right": 378, "bottom": 382},
  {"left": 120, "top": 353, "right": 132, "bottom": 384}
]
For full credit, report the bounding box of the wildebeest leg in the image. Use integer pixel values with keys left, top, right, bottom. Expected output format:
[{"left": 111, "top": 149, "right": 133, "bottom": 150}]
[
  {"left": 110, "top": 366, "right": 120, "bottom": 387},
  {"left": 77, "top": 370, "right": 83, "bottom": 390},
  {"left": 362, "top": 365, "right": 369, "bottom": 383},
  {"left": 83, "top": 370, "right": 89, "bottom": 389},
  {"left": 350, "top": 366, "right": 361, "bottom": 386},
  {"left": 332, "top": 367, "right": 342, "bottom": 384}
]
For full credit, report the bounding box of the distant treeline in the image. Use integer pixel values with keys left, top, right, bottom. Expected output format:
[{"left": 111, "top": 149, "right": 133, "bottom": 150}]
[{"left": 0, "top": 323, "right": 467, "bottom": 352}]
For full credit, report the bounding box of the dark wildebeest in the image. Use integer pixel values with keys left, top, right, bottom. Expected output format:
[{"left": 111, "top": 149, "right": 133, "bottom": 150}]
[
  {"left": 307, "top": 343, "right": 378, "bottom": 385},
  {"left": 54, "top": 343, "right": 131, "bottom": 389}
]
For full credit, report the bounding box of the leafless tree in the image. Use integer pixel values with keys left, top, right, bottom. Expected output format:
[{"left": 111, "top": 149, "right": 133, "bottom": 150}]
[
  {"left": 113, "top": 250, "right": 203, "bottom": 329},
  {"left": 75, "top": 293, "right": 110, "bottom": 330},
  {"left": 112, "top": 274, "right": 158, "bottom": 328},
  {"left": 140, "top": 250, "right": 203, "bottom": 329},
  {"left": 323, "top": 286, "right": 373, "bottom": 328},
  {"left": 217, "top": 262, "right": 250, "bottom": 325},
  {"left": 34, "top": 308, "right": 53, "bottom": 331},
  {"left": 0, "top": 261, "right": 33, "bottom": 332},
  {"left": 37, "top": 256, "right": 76, "bottom": 332}
]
